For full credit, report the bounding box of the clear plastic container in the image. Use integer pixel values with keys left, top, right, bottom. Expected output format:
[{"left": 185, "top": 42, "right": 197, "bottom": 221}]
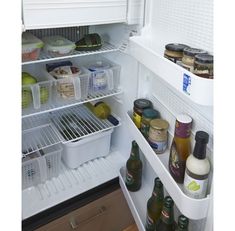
[
  {"left": 22, "top": 32, "right": 44, "bottom": 62},
  {"left": 42, "top": 35, "right": 75, "bottom": 57}
]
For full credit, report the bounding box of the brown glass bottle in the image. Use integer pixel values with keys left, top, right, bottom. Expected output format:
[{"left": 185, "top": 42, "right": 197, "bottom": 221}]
[
  {"left": 145, "top": 177, "right": 164, "bottom": 231},
  {"left": 125, "top": 141, "right": 143, "bottom": 192},
  {"left": 155, "top": 196, "right": 176, "bottom": 231},
  {"left": 169, "top": 114, "right": 192, "bottom": 183},
  {"left": 176, "top": 215, "right": 189, "bottom": 231}
]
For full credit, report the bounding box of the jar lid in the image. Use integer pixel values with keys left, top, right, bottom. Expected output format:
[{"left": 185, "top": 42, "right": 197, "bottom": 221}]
[
  {"left": 134, "top": 99, "right": 153, "bottom": 110},
  {"left": 165, "top": 43, "right": 190, "bottom": 52},
  {"left": 183, "top": 47, "right": 207, "bottom": 57},
  {"left": 142, "top": 109, "right": 160, "bottom": 119},
  {"left": 195, "top": 54, "right": 213, "bottom": 64},
  {"left": 176, "top": 114, "right": 192, "bottom": 124},
  {"left": 150, "top": 119, "right": 169, "bottom": 130}
]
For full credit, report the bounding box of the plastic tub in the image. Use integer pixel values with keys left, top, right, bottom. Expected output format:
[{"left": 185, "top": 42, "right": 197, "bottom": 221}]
[
  {"left": 62, "top": 129, "right": 113, "bottom": 169},
  {"left": 22, "top": 32, "right": 43, "bottom": 62},
  {"left": 42, "top": 35, "right": 75, "bottom": 57}
]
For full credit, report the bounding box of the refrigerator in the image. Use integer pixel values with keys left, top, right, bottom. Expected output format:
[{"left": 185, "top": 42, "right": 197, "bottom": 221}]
[{"left": 21, "top": 0, "right": 213, "bottom": 230}]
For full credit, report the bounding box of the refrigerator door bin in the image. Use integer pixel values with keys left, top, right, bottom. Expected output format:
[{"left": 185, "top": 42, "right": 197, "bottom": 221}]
[
  {"left": 62, "top": 128, "right": 113, "bottom": 169},
  {"left": 125, "top": 112, "right": 211, "bottom": 220}
]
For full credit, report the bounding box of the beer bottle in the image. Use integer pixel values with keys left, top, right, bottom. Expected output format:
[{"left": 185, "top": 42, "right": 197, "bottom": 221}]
[
  {"left": 125, "top": 141, "right": 143, "bottom": 192},
  {"left": 155, "top": 196, "right": 175, "bottom": 231},
  {"left": 176, "top": 215, "right": 189, "bottom": 231},
  {"left": 145, "top": 177, "right": 164, "bottom": 231},
  {"left": 169, "top": 114, "right": 192, "bottom": 183}
]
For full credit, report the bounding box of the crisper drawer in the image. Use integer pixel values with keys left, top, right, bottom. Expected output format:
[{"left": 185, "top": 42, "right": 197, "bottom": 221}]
[
  {"left": 22, "top": 0, "right": 127, "bottom": 30},
  {"left": 35, "top": 189, "right": 134, "bottom": 231}
]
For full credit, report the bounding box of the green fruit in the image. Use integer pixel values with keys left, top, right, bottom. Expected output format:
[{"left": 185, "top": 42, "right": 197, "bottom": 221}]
[
  {"left": 40, "top": 87, "right": 49, "bottom": 104},
  {"left": 22, "top": 90, "right": 32, "bottom": 108},
  {"left": 22, "top": 72, "right": 37, "bottom": 85}
]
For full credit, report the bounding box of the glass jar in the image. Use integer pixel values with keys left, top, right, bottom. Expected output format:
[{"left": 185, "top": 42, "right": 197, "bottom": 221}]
[
  {"left": 193, "top": 54, "right": 213, "bottom": 79},
  {"left": 148, "top": 119, "right": 169, "bottom": 154},
  {"left": 133, "top": 99, "right": 153, "bottom": 129},
  {"left": 164, "top": 43, "right": 190, "bottom": 63},
  {"left": 140, "top": 109, "right": 160, "bottom": 138},
  {"left": 182, "top": 48, "right": 207, "bottom": 72}
]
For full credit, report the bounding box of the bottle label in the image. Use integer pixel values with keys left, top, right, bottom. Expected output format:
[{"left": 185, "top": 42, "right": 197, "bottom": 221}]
[
  {"left": 183, "top": 169, "right": 209, "bottom": 199},
  {"left": 148, "top": 139, "right": 167, "bottom": 154},
  {"left": 175, "top": 119, "right": 192, "bottom": 138},
  {"left": 169, "top": 141, "right": 186, "bottom": 181},
  {"left": 133, "top": 111, "right": 142, "bottom": 129},
  {"left": 146, "top": 215, "right": 155, "bottom": 230},
  {"left": 125, "top": 171, "right": 134, "bottom": 185}
]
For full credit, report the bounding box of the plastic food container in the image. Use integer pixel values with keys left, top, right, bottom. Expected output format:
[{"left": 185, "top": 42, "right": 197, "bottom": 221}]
[
  {"left": 22, "top": 32, "right": 44, "bottom": 62},
  {"left": 42, "top": 35, "right": 76, "bottom": 57},
  {"left": 62, "top": 129, "right": 113, "bottom": 169}
]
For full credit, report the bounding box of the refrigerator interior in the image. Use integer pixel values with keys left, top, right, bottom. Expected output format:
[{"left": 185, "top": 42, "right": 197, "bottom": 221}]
[{"left": 22, "top": 0, "right": 213, "bottom": 230}]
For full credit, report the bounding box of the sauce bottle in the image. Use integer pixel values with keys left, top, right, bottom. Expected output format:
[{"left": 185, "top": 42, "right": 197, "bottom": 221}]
[{"left": 169, "top": 114, "right": 192, "bottom": 183}]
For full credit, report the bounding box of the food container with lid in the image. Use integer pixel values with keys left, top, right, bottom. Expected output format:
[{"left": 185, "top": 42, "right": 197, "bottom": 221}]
[
  {"left": 193, "top": 54, "right": 213, "bottom": 79},
  {"left": 148, "top": 119, "right": 169, "bottom": 154},
  {"left": 22, "top": 32, "right": 44, "bottom": 62},
  {"left": 164, "top": 43, "right": 190, "bottom": 63},
  {"left": 133, "top": 99, "right": 153, "bottom": 129},
  {"left": 140, "top": 108, "right": 160, "bottom": 138},
  {"left": 182, "top": 48, "right": 207, "bottom": 72},
  {"left": 42, "top": 35, "right": 76, "bottom": 57}
]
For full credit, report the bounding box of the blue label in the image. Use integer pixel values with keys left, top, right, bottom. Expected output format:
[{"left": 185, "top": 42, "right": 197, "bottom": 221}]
[{"left": 183, "top": 74, "right": 191, "bottom": 95}]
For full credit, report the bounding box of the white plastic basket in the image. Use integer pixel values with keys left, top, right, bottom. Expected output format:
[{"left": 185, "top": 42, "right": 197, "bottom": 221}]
[{"left": 62, "top": 128, "right": 113, "bottom": 169}]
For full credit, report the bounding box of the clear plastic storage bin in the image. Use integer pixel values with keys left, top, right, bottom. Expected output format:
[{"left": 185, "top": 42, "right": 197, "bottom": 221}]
[
  {"left": 22, "top": 144, "right": 62, "bottom": 190},
  {"left": 81, "top": 56, "right": 121, "bottom": 95},
  {"left": 22, "top": 32, "right": 43, "bottom": 62},
  {"left": 62, "top": 129, "right": 113, "bottom": 169},
  {"left": 42, "top": 35, "right": 75, "bottom": 57}
]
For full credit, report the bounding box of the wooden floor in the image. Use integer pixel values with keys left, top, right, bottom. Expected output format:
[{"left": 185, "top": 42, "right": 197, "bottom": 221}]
[{"left": 122, "top": 224, "right": 139, "bottom": 231}]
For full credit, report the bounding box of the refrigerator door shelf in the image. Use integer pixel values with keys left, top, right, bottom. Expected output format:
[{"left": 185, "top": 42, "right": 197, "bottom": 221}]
[
  {"left": 128, "top": 36, "right": 213, "bottom": 106},
  {"left": 125, "top": 113, "right": 210, "bottom": 220}
]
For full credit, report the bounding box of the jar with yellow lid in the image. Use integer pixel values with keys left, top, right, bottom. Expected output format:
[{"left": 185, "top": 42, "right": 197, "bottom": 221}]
[
  {"left": 148, "top": 119, "right": 169, "bottom": 154},
  {"left": 164, "top": 43, "right": 190, "bottom": 63},
  {"left": 182, "top": 48, "right": 207, "bottom": 72}
]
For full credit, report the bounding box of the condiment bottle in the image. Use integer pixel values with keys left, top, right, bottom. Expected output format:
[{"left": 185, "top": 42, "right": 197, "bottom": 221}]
[
  {"left": 169, "top": 114, "right": 192, "bottom": 184},
  {"left": 140, "top": 108, "right": 160, "bottom": 139},
  {"left": 145, "top": 177, "right": 164, "bottom": 231},
  {"left": 176, "top": 215, "right": 189, "bottom": 231},
  {"left": 164, "top": 43, "right": 190, "bottom": 63},
  {"left": 133, "top": 99, "right": 153, "bottom": 129},
  {"left": 183, "top": 131, "right": 210, "bottom": 199},
  {"left": 193, "top": 54, "right": 213, "bottom": 79},
  {"left": 125, "top": 141, "right": 143, "bottom": 192},
  {"left": 155, "top": 196, "right": 176, "bottom": 231},
  {"left": 182, "top": 47, "right": 207, "bottom": 72},
  {"left": 148, "top": 119, "right": 169, "bottom": 154}
]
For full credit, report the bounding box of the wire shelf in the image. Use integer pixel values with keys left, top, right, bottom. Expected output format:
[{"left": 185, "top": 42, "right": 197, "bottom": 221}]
[
  {"left": 22, "top": 42, "right": 119, "bottom": 65},
  {"left": 22, "top": 89, "right": 122, "bottom": 118},
  {"left": 22, "top": 104, "right": 121, "bottom": 156}
]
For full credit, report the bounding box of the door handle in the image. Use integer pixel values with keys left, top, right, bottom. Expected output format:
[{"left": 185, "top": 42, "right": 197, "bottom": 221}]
[{"left": 69, "top": 206, "right": 107, "bottom": 229}]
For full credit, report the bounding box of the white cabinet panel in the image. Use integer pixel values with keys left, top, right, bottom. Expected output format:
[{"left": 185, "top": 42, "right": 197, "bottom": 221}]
[{"left": 23, "top": 0, "right": 127, "bottom": 29}]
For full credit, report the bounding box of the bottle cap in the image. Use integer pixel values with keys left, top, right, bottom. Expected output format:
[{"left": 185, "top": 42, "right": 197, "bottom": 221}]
[
  {"left": 163, "top": 196, "right": 174, "bottom": 208},
  {"left": 195, "top": 131, "right": 209, "bottom": 144},
  {"left": 175, "top": 114, "right": 192, "bottom": 138},
  {"left": 154, "top": 177, "right": 163, "bottom": 187},
  {"left": 193, "top": 131, "right": 209, "bottom": 159},
  {"left": 178, "top": 215, "right": 189, "bottom": 228},
  {"left": 132, "top": 140, "right": 138, "bottom": 147}
]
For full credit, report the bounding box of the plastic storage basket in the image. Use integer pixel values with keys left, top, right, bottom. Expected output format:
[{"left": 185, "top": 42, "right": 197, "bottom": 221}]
[
  {"left": 22, "top": 32, "right": 43, "bottom": 62},
  {"left": 62, "top": 128, "right": 113, "bottom": 169}
]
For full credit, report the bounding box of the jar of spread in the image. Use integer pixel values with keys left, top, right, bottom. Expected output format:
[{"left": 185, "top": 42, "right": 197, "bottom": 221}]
[
  {"left": 148, "top": 119, "right": 169, "bottom": 154},
  {"left": 164, "top": 43, "right": 190, "bottom": 63},
  {"left": 193, "top": 54, "right": 213, "bottom": 79},
  {"left": 133, "top": 99, "right": 153, "bottom": 129},
  {"left": 182, "top": 48, "right": 207, "bottom": 72},
  {"left": 140, "top": 109, "right": 160, "bottom": 138}
]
